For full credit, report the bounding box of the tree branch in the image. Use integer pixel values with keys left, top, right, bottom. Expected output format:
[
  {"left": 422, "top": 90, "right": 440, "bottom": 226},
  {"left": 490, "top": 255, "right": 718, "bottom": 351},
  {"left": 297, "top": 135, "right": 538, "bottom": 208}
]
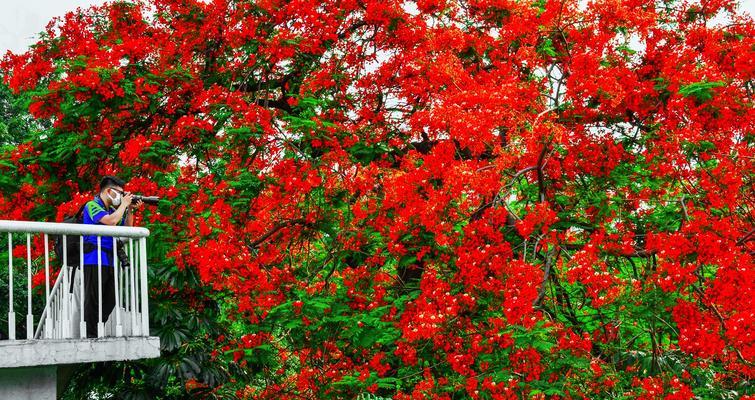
[
  {"left": 534, "top": 246, "right": 560, "bottom": 307},
  {"left": 247, "top": 218, "right": 306, "bottom": 250}
]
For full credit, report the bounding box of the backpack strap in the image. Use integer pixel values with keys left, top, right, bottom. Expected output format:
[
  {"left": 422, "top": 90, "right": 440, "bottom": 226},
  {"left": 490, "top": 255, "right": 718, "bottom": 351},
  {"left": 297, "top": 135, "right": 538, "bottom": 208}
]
[{"left": 74, "top": 202, "right": 89, "bottom": 222}]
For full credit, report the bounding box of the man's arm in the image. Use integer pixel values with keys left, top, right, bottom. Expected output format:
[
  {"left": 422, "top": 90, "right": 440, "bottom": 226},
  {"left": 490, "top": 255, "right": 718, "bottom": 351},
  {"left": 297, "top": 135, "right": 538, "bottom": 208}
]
[
  {"left": 100, "top": 194, "right": 133, "bottom": 226},
  {"left": 123, "top": 198, "right": 143, "bottom": 226}
]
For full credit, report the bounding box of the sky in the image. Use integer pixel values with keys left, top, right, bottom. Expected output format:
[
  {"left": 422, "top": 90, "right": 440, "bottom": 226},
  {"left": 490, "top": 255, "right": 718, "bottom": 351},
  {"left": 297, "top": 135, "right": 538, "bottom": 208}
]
[
  {"left": 0, "top": 0, "right": 107, "bottom": 55},
  {"left": 1, "top": 0, "right": 754, "bottom": 55}
]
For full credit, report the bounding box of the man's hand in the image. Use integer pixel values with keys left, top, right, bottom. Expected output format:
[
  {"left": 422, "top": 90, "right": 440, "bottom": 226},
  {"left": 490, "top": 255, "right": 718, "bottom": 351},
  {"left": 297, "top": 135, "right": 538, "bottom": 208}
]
[
  {"left": 125, "top": 195, "right": 141, "bottom": 227},
  {"left": 121, "top": 192, "right": 134, "bottom": 209},
  {"left": 131, "top": 198, "right": 144, "bottom": 211}
]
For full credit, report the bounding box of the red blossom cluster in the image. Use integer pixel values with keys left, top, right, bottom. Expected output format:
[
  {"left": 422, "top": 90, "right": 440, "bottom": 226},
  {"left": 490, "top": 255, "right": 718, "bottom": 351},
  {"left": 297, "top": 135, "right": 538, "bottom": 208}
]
[{"left": 0, "top": 0, "right": 753, "bottom": 397}]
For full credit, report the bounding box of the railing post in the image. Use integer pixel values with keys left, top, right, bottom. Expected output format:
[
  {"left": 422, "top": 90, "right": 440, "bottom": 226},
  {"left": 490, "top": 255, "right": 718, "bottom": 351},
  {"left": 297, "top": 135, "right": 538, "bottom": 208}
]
[
  {"left": 26, "top": 234, "right": 33, "bottom": 339},
  {"left": 8, "top": 232, "right": 15, "bottom": 340},
  {"left": 79, "top": 237, "right": 86, "bottom": 339},
  {"left": 129, "top": 239, "right": 137, "bottom": 336},
  {"left": 113, "top": 237, "right": 122, "bottom": 337},
  {"left": 97, "top": 236, "right": 104, "bottom": 338},
  {"left": 55, "top": 286, "right": 60, "bottom": 339},
  {"left": 62, "top": 235, "right": 70, "bottom": 338},
  {"left": 139, "top": 238, "right": 149, "bottom": 336},
  {"left": 44, "top": 234, "right": 52, "bottom": 339}
]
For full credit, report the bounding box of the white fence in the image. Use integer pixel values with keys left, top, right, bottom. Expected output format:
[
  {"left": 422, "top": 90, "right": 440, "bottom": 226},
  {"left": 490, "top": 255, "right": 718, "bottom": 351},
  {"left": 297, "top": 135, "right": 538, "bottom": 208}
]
[{"left": 0, "top": 220, "right": 151, "bottom": 340}]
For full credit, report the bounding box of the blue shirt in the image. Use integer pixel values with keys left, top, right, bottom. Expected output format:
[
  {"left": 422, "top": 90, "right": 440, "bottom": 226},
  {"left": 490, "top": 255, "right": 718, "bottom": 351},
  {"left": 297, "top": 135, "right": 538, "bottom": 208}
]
[{"left": 82, "top": 196, "right": 125, "bottom": 267}]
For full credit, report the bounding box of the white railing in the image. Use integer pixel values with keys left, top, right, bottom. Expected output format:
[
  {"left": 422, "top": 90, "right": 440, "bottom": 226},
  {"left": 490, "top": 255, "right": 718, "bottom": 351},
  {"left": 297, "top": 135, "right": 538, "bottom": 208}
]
[{"left": 0, "top": 220, "right": 151, "bottom": 340}]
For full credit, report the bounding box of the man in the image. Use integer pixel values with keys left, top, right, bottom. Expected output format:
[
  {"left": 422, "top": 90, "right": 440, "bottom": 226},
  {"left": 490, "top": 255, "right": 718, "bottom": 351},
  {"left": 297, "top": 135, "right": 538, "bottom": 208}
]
[{"left": 81, "top": 176, "right": 142, "bottom": 338}]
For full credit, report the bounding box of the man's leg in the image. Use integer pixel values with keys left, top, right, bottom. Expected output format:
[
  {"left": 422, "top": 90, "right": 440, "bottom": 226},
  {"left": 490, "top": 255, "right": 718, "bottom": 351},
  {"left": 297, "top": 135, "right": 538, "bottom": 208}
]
[
  {"left": 83, "top": 266, "right": 98, "bottom": 338},
  {"left": 101, "top": 267, "right": 116, "bottom": 327},
  {"left": 84, "top": 266, "right": 117, "bottom": 337}
]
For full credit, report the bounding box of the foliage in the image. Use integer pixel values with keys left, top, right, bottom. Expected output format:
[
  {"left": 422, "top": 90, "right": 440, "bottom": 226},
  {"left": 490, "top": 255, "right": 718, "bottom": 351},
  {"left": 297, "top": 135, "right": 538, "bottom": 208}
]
[
  {"left": 0, "top": 0, "right": 753, "bottom": 398},
  {"left": 0, "top": 78, "right": 42, "bottom": 145}
]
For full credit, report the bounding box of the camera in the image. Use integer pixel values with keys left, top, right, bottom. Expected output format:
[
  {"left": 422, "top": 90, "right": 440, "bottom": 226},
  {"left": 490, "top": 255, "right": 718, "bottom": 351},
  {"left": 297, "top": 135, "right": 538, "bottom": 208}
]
[
  {"left": 116, "top": 239, "right": 131, "bottom": 268},
  {"left": 132, "top": 195, "right": 160, "bottom": 205}
]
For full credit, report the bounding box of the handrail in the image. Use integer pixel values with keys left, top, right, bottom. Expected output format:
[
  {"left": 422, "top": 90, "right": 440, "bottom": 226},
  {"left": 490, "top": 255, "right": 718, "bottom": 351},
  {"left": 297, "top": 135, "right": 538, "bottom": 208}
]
[
  {"left": 0, "top": 220, "right": 150, "bottom": 238},
  {"left": 33, "top": 266, "right": 66, "bottom": 339},
  {"left": 2, "top": 220, "right": 151, "bottom": 340}
]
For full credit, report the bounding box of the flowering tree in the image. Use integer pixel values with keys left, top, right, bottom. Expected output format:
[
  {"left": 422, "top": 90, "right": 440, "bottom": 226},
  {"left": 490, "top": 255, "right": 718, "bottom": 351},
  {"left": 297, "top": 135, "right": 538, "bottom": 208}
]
[{"left": 1, "top": 0, "right": 753, "bottom": 398}]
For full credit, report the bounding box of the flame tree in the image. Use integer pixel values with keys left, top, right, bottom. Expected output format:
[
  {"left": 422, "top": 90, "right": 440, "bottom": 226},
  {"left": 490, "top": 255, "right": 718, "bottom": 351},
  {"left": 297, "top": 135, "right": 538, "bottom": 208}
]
[{"left": 1, "top": 0, "right": 753, "bottom": 398}]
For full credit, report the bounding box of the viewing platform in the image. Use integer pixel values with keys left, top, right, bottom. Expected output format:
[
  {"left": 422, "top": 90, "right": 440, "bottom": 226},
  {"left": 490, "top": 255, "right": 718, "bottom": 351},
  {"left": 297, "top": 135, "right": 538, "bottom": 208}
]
[{"left": 0, "top": 220, "right": 160, "bottom": 399}]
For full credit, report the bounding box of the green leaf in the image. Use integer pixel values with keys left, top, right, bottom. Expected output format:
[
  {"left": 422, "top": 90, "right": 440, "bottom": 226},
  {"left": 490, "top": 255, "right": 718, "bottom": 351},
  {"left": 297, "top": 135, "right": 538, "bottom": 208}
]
[{"left": 678, "top": 81, "right": 725, "bottom": 102}]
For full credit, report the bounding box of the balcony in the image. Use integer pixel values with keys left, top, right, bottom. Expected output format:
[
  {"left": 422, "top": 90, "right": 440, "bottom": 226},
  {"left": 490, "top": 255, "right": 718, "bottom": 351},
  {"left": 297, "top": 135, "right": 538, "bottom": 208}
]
[{"left": 0, "top": 220, "right": 160, "bottom": 399}]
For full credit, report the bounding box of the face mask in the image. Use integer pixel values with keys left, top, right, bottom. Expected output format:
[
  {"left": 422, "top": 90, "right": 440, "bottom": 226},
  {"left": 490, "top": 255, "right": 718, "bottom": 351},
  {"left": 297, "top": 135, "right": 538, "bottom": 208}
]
[{"left": 108, "top": 189, "right": 122, "bottom": 206}]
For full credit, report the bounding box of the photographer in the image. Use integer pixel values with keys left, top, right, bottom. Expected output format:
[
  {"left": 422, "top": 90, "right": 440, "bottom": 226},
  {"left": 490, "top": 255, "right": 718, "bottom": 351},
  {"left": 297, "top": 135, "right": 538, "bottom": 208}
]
[{"left": 81, "top": 176, "right": 143, "bottom": 338}]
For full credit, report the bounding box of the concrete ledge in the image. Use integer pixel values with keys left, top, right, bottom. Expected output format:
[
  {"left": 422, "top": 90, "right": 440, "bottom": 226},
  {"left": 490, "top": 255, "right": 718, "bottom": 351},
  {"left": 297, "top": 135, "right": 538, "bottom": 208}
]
[{"left": 0, "top": 337, "right": 161, "bottom": 368}]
